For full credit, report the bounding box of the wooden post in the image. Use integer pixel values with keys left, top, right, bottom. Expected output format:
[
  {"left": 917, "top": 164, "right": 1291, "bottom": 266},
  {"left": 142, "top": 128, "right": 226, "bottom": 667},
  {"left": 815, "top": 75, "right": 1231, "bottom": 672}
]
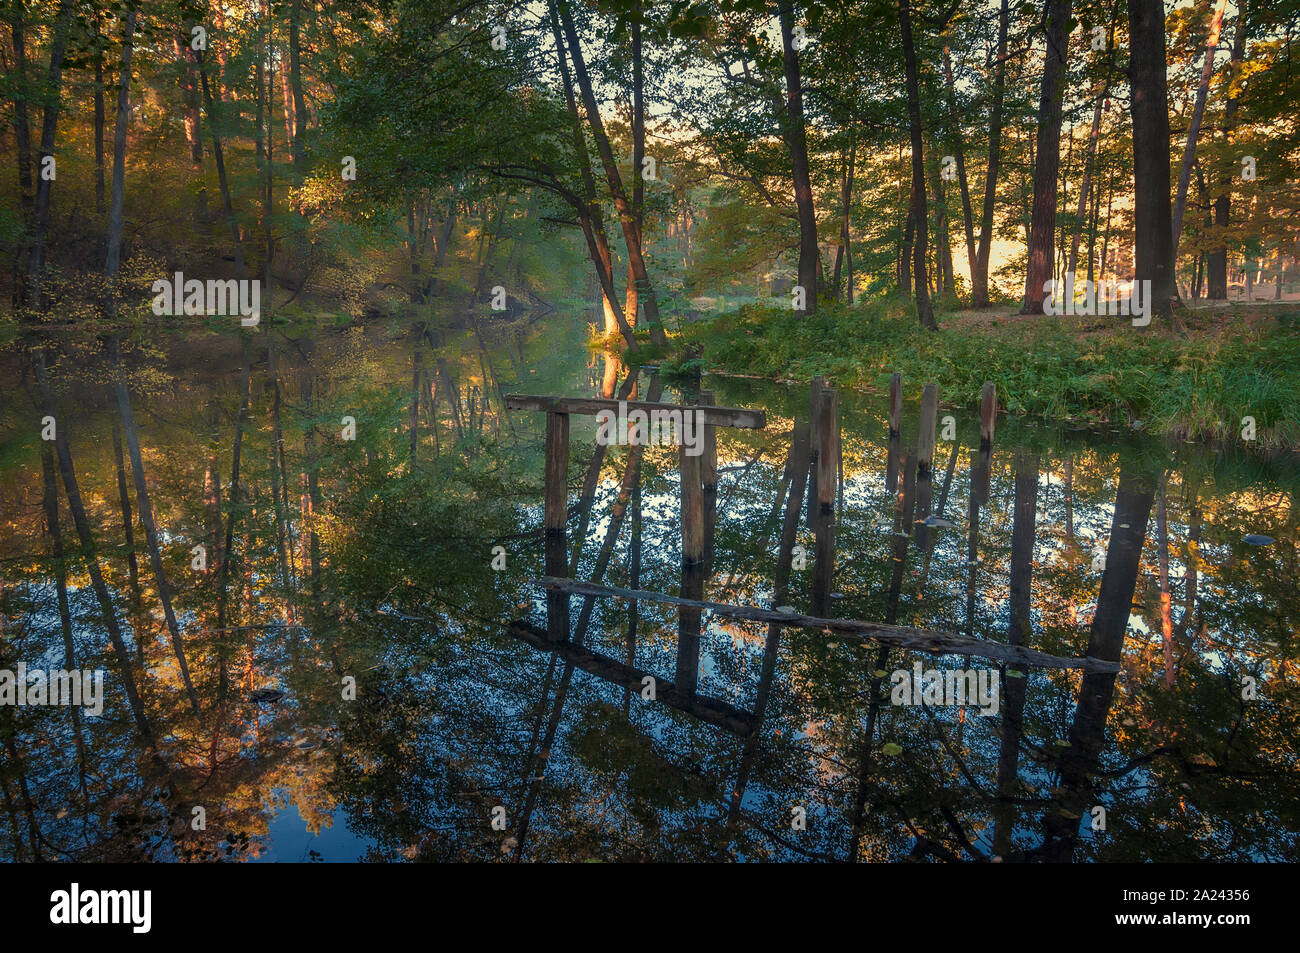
[
  {"left": 678, "top": 440, "right": 705, "bottom": 695},
  {"left": 544, "top": 411, "right": 569, "bottom": 641},
  {"left": 816, "top": 387, "right": 838, "bottom": 517},
  {"left": 806, "top": 376, "right": 824, "bottom": 527},
  {"left": 914, "top": 383, "right": 938, "bottom": 547},
  {"left": 886, "top": 372, "right": 903, "bottom": 494},
  {"left": 980, "top": 381, "right": 996, "bottom": 447},
  {"left": 888, "top": 372, "right": 903, "bottom": 437},
  {"left": 977, "top": 381, "right": 996, "bottom": 505},
  {"left": 700, "top": 389, "right": 718, "bottom": 577}
]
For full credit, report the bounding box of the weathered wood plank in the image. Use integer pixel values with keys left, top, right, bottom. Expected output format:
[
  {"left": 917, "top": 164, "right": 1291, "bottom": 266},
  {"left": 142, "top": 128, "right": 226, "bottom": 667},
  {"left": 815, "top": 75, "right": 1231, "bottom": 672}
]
[
  {"left": 505, "top": 394, "right": 765, "bottom": 429},
  {"left": 533, "top": 577, "right": 1120, "bottom": 673},
  {"left": 504, "top": 619, "right": 757, "bottom": 736}
]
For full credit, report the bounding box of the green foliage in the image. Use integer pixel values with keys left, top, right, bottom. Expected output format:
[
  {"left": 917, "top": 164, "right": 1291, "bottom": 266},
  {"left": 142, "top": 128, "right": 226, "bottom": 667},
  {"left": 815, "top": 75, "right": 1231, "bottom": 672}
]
[{"left": 686, "top": 298, "right": 1300, "bottom": 447}]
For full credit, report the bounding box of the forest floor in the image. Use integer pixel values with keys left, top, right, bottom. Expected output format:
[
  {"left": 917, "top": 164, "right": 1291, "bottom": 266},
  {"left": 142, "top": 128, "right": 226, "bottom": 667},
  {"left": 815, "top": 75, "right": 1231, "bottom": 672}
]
[{"left": 677, "top": 296, "right": 1300, "bottom": 449}]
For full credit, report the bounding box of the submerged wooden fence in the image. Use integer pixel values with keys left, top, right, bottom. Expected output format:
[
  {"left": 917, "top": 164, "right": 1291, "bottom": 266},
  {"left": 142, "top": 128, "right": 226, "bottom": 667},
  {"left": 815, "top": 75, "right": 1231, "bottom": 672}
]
[{"left": 503, "top": 375, "right": 1117, "bottom": 724}]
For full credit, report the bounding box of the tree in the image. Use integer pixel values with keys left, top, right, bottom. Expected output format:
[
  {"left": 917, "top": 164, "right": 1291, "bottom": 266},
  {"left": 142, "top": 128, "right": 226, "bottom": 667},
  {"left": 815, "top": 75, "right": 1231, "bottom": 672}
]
[
  {"left": 1128, "top": 0, "right": 1175, "bottom": 320},
  {"left": 1020, "top": 0, "right": 1072, "bottom": 315}
]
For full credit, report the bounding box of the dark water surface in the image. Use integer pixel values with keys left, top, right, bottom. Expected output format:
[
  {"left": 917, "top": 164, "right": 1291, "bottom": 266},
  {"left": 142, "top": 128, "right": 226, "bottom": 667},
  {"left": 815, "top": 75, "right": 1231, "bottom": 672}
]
[{"left": 0, "top": 314, "right": 1296, "bottom": 862}]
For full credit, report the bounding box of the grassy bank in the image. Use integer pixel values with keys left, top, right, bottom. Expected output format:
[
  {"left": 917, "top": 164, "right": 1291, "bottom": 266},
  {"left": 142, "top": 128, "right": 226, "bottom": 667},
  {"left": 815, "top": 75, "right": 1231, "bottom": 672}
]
[{"left": 680, "top": 297, "right": 1300, "bottom": 449}]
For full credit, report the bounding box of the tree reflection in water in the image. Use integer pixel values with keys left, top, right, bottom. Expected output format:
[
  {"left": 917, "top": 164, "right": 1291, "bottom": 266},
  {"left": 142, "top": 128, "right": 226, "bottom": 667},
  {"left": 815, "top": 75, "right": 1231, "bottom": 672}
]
[{"left": 0, "top": 319, "right": 1296, "bottom": 862}]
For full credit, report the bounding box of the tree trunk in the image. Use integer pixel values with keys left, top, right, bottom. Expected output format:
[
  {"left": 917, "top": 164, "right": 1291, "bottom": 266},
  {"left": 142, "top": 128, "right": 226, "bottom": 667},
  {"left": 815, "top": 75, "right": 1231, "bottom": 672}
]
[
  {"left": 547, "top": 0, "right": 633, "bottom": 345},
  {"left": 972, "top": 0, "right": 1009, "bottom": 308},
  {"left": 832, "top": 133, "right": 856, "bottom": 300},
  {"left": 11, "top": 4, "right": 33, "bottom": 220},
  {"left": 1020, "top": 0, "right": 1073, "bottom": 314},
  {"left": 1128, "top": 0, "right": 1175, "bottom": 320},
  {"left": 928, "top": 148, "right": 956, "bottom": 296},
  {"left": 103, "top": 9, "right": 137, "bottom": 320},
  {"left": 899, "top": 0, "right": 936, "bottom": 329},
  {"left": 289, "top": 0, "right": 307, "bottom": 179},
  {"left": 196, "top": 48, "right": 247, "bottom": 276},
  {"left": 93, "top": 14, "right": 105, "bottom": 214},
  {"left": 1207, "top": 0, "right": 1248, "bottom": 300},
  {"left": 1068, "top": 10, "right": 1118, "bottom": 281},
  {"left": 779, "top": 0, "right": 819, "bottom": 314},
  {"left": 1172, "top": 0, "right": 1228, "bottom": 262},
  {"left": 556, "top": 0, "right": 667, "bottom": 346},
  {"left": 22, "top": 0, "right": 76, "bottom": 309},
  {"left": 942, "top": 46, "right": 977, "bottom": 291}
]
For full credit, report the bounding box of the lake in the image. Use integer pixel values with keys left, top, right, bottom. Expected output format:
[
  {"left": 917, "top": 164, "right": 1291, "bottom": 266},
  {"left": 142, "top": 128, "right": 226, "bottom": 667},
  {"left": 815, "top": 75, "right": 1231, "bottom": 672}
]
[{"left": 0, "top": 310, "right": 1296, "bottom": 862}]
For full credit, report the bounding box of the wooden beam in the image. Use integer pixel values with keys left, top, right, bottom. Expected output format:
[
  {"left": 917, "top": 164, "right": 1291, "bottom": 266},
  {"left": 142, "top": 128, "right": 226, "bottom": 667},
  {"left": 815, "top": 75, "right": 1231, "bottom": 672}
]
[
  {"left": 504, "top": 620, "right": 757, "bottom": 736},
  {"left": 505, "top": 394, "right": 765, "bottom": 429},
  {"left": 533, "top": 577, "right": 1120, "bottom": 673}
]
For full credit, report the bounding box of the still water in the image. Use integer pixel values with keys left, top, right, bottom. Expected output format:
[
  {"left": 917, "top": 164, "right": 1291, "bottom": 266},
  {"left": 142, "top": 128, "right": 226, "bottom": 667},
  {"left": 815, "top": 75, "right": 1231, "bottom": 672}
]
[{"left": 0, "top": 312, "right": 1296, "bottom": 862}]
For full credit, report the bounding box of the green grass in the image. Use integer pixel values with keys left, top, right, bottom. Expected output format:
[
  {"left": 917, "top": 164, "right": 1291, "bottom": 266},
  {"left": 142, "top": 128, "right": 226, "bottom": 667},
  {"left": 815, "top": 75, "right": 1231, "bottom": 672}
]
[{"left": 680, "top": 297, "right": 1300, "bottom": 448}]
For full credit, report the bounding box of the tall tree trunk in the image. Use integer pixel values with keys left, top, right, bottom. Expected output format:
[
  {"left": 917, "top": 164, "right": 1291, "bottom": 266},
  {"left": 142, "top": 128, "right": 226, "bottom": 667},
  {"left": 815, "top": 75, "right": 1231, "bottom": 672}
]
[
  {"left": 22, "top": 0, "right": 75, "bottom": 309},
  {"left": 942, "top": 46, "right": 977, "bottom": 291},
  {"left": 778, "top": 0, "right": 819, "bottom": 315},
  {"left": 546, "top": 0, "right": 633, "bottom": 345},
  {"left": 1068, "top": 8, "right": 1118, "bottom": 280},
  {"left": 928, "top": 149, "right": 956, "bottom": 296},
  {"left": 288, "top": 0, "right": 307, "bottom": 181},
  {"left": 1172, "top": 0, "right": 1228, "bottom": 260},
  {"left": 1128, "top": 0, "right": 1175, "bottom": 320},
  {"left": 196, "top": 48, "right": 247, "bottom": 276},
  {"left": 1207, "top": 0, "right": 1247, "bottom": 299},
  {"left": 899, "top": 0, "right": 936, "bottom": 329},
  {"left": 93, "top": 14, "right": 105, "bottom": 214},
  {"left": 832, "top": 134, "right": 856, "bottom": 300},
  {"left": 972, "top": 0, "right": 1009, "bottom": 308},
  {"left": 11, "top": 3, "right": 33, "bottom": 219},
  {"left": 260, "top": 19, "right": 274, "bottom": 314},
  {"left": 1020, "top": 0, "right": 1073, "bottom": 314},
  {"left": 103, "top": 9, "right": 136, "bottom": 320},
  {"left": 556, "top": 0, "right": 668, "bottom": 347},
  {"left": 627, "top": 0, "right": 644, "bottom": 330}
]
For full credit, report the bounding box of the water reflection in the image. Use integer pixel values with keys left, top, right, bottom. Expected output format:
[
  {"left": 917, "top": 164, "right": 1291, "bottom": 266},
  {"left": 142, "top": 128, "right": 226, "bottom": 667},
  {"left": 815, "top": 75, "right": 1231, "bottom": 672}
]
[{"left": 0, "top": 317, "right": 1296, "bottom": 862}]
